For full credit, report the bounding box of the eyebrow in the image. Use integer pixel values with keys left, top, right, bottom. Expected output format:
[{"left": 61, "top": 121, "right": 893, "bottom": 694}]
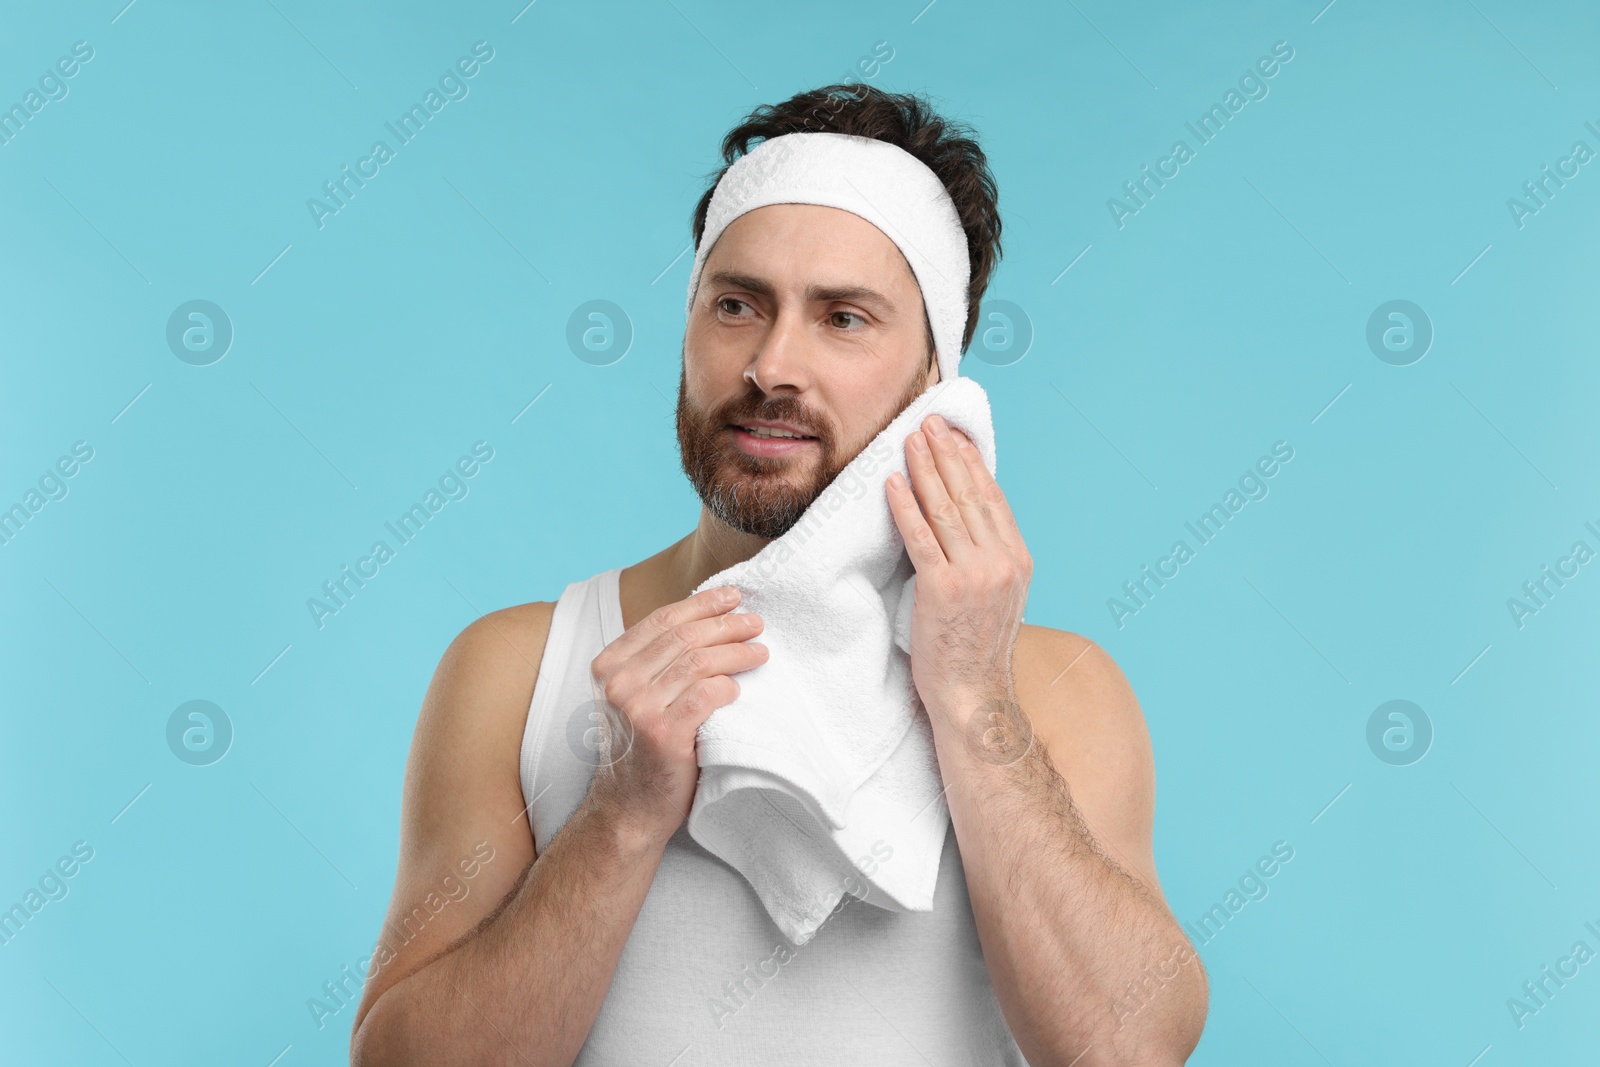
[{"left": 705, "top": 270, "right": 900, "bottom": 316}]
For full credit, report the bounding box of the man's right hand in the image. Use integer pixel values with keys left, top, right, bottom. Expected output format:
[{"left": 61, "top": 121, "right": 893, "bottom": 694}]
[
  {"left": 584, "top": 584, "right": 767, "bottom": 845},
  {"left": 351, "top": 589, "right": 767, "bottom": 1066}
]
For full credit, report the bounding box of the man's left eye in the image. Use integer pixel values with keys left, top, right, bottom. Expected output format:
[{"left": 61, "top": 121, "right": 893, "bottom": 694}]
[{"left": 831, "top": 311, "right": 865, "bottom": 329}]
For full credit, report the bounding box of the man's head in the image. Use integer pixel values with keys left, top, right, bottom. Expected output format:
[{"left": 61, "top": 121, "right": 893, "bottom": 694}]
[{"left": 676, "top": 85, "right": 1003, "bottom": 541}]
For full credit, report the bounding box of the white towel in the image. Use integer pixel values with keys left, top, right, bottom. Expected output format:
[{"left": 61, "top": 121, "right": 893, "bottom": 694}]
[{"left": 688, "top": 375, "right": 997, "bottom": 945}]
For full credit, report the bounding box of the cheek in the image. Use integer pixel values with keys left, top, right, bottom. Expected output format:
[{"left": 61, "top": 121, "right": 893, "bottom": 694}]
[
  {"left": 697, "top": 359, "right": 749, "bottom": 401},
  {"left": 687, "top": 318, "right": 753, "bottom": 376},
  {"left": 682, "top": 348, "right": 729, "bottom": 398},
  {"left": 682, "top": 317, "right": 710, "bottom": 361}
]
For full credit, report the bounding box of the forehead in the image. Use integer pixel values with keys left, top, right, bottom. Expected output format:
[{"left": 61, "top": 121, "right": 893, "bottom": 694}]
[{"left": 706, "top": 203, "right": 919, "bottom": 294}]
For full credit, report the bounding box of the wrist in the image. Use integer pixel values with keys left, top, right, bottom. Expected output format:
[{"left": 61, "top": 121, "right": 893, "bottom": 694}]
[
  {"left": 582, "top": 787, "right": 677, "bottom": 858},
  {"left": 924, "top": 677, "right": 1016, "bottom": 730},
  {"left": 926, "top": 686, "right": 1035, "bottom": 769}
]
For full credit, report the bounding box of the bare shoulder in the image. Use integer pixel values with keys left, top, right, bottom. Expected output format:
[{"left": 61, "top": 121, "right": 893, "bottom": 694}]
[
  {"left": 448, "top": 600, "right": 557, "bottom": 712},
  {"left": 1013, "top": 624, "right": 1161, "bottom": 892},
  {"left": 438, "top": 599, "right": 559, "bottom": 689},
  {"left": 401, "top": 597, "right": 559, "bottom": 850},
  {"left": 1014, "top": 625, "right": 1150, "bottom": 753},
  {"left": 349, "top": 599, "right": 557, "bottom": 1041},
  {"left": 406, "top": 599, "right": 559, "bottom": 801}
]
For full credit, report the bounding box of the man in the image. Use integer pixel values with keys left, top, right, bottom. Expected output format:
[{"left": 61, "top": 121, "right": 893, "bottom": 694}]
[{"left": 351, "top": 85, "right": 1208, "bottom": 1065}]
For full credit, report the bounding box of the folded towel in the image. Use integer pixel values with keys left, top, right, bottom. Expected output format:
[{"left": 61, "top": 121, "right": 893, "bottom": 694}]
[{"left": 688, "top": 375, "right": 997, "bottom": 945}]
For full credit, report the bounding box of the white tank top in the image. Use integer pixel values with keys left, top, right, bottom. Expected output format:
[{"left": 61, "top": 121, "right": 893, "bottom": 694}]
[{"left": 519, "top": 567, "right": 1031, "bottom": 1065}]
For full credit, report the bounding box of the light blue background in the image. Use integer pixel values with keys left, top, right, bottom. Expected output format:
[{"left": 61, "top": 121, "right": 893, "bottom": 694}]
[{"left": 3, "top": 0, "right": 1597, "bottom": 1063}]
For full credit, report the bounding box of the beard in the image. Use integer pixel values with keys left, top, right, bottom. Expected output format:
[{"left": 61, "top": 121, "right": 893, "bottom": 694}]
[{"left": 675, "top": 356, "right": 932, "bottom": 540}]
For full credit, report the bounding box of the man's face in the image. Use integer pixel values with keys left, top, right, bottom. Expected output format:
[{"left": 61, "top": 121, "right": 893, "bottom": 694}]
[{"left": 677, "top": 203, "right": 937, "bottom": 540}]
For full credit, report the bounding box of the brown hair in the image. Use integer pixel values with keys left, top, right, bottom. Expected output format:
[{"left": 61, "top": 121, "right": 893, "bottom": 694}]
[{"left": 690, "top": 84, "right": 1003, "bottom": 367}]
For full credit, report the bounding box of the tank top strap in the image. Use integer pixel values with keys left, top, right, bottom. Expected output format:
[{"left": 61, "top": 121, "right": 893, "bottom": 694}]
[{"left": 519, "top": 567, "right": 622, "bottom": 853}]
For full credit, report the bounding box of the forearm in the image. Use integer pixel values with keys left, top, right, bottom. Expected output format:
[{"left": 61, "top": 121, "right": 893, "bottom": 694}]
[
  {"left": 933, "top": 698, "right": 1206, "bottom": 1066},
  {"left": 353, "top": 795, "right": 667, "bottom": 1067}
]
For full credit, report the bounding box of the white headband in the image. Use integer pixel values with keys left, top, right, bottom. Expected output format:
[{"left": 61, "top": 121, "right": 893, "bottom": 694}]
[{"left": 685, "top": 131, "right": 970, "bottom": 383}]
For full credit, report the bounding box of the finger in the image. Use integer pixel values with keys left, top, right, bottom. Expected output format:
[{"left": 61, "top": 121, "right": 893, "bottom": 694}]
[
  {"left": 950, "top": 433, "right": 1034, "bottom": 623},
  {"left": 905, "top": 427, "right": 975, "bottom": 561},
  {"left": 647, "top": 638, "right": 770, "bottom": 715},
  {"left": 664, "top": 673, "right": 744, "bottom": 730},
  {"left": 597, "top": 585, "right": 746, "bottom": 669},
  {"left": 950, "top": 430, "right": 1007, "bottom": 542},
  {"left": 921, "top": 416, "right": 993, "bottom": 547},
  {"left": 886, "top": 467, "right": 948, "bottom": 572},
  {"left": 617, "top": 609, "right": 764, "bottom": 697}
]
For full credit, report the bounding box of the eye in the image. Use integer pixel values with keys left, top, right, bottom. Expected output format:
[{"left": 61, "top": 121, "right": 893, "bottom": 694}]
[
  {"left": 717, "top": 297, "right": 753, "bottom": 317},
  {"left": 830, "top": 310, "right": 867, "bottom": 330}
]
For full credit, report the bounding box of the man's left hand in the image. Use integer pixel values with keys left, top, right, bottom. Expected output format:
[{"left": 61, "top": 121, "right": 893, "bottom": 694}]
[{"left": 885, "top": 412, "right": 1033, "bottom": 732}]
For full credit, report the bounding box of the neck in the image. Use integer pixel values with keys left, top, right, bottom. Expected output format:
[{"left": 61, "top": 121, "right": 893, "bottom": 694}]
[
  {"left": 622, "top": 511, "right": 771, "bottom": 627},
  {"left": 669, "top": 510, "right": 771, "bottom": 596}
]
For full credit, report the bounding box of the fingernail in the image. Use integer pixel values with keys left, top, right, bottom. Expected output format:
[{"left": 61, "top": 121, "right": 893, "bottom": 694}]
[
  {"left": 927, "top": 414, "right": 949, "bottom": 438},
  {"left": 909, "top": 432, "right": 929, "bottom": 452}
]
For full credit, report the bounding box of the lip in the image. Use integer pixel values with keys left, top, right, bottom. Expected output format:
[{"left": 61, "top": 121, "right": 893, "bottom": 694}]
[
  {"left": 728, "top": 423, "right": 818, "bottom": 457},
  {"left": 736, "top": 418, "right": 814, "bottom": 436}
]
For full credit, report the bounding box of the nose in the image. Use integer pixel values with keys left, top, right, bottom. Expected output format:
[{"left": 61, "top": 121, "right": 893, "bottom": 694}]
[{"left": 744, "top": 303, "right": 812, "bottom": 394}]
